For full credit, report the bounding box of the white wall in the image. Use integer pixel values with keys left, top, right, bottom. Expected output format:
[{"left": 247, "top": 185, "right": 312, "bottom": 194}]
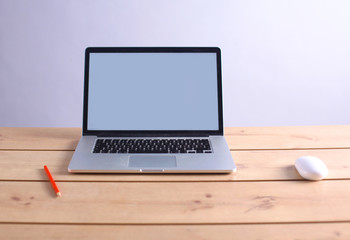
[{"left": 1, "top": 0, "right": 350, "bottom": 127}]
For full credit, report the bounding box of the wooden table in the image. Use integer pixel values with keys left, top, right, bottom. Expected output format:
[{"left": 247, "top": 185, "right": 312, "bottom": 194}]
[{"left": 1, "top": 126, "right": 350, "bottom": 239}]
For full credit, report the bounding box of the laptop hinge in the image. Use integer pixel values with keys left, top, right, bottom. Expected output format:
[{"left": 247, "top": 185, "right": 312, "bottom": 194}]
[{"left": 92, "top": 132, "right": 211, "bottom": 138}]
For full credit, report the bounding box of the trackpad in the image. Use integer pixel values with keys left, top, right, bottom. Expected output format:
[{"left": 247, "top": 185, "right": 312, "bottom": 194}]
[{"left": 129, "top": 155, "right": 177, "bottom": 168}]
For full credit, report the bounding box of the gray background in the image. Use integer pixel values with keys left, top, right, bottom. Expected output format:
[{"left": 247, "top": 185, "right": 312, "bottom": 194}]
[{"left": 1, "top": 0, "right": 349, "bottom": 127}]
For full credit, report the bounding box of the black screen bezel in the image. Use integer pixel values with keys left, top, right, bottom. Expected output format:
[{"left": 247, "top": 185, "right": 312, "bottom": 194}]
[{"left": 82, "top": 47, "right": 224, "bottom": 137}]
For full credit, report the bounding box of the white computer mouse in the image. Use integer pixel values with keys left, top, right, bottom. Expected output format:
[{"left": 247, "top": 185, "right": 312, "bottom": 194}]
[{"left": 295, "top": 156, "right": 328, "bottom": 180}]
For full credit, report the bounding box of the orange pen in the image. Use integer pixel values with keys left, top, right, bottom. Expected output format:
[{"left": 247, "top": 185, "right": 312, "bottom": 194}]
[{"left": 44, "top": 165, "right": 61, "bottom": 197}]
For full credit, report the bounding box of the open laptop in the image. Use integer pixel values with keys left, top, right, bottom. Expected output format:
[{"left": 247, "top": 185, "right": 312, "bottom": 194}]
[{"left": 68, "top": 47, "right": 236, "bottom": 173}]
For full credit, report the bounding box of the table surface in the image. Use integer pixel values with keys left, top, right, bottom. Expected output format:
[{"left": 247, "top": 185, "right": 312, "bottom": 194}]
[{"left": 1, "top": 126, "right": 350, "bottom": 239}]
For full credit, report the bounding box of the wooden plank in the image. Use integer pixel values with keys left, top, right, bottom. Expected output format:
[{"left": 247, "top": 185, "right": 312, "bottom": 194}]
[
  {"left": 1, "top": 126, "right": 350, "bottom": 151},
  {"left": 1, "top": 180, "right": 350, "bottom": 224},
  {"left": 232, "top": 148, "right": 350, "bottom": 181},
  {"left": 1, "top": 223, "right": 350, "bottom": 240},
  {"left": 0, "top": 127, "right": 81, "bottom": 150},
  {"left": 1, "top": 149, "right": 349, "bottom": 182},
  {"left": 225, "top": 125, "right": 350, "bottom": 150}
]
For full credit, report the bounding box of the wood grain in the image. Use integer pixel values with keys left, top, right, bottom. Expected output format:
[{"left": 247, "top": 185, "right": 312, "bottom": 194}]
[
  {"left": 1, "top": 149, "right": 349, "bottom": 182},
  {"left": 1, "top": 126, "right": 350, "bottom": 151},
  {"left": 1, "top": 126, "right": 350, "bottom": 239},
  {"left": 225, "top": 125, "right": 350, "bottom": 150},
  {"left": 1, "top": 223, "right": 350, "bottom": 240},
  {"left": 0, "top": 127, "right": 81, "bottom": 150},
  {"left": 1, "top": 180, "right": 350, "bottom": 224}
]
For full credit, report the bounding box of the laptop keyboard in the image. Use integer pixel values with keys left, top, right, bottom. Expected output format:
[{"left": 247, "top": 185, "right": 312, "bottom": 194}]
[{"left": 93, "top": 138, "right": 212, "bottom": 154}]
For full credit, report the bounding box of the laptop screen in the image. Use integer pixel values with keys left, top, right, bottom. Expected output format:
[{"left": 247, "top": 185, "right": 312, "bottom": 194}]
[{"left": 84, "top": 48, "right": 222, "bottom": 134}]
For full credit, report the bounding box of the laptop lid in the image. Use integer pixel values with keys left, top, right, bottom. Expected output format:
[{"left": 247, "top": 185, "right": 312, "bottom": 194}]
[{"left": 83, "top": 47, "right": 223, "bottom": 137}]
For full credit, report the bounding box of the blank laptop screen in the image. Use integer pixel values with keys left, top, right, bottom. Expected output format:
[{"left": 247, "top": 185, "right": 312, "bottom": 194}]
[{"left": 87, "top": 52, "right": 219, "bottom": 131}]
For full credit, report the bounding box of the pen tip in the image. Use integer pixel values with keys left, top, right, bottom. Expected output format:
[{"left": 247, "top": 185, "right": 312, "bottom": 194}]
[{"left": 57, "top": 192, "right": 62, "bottom": 197}]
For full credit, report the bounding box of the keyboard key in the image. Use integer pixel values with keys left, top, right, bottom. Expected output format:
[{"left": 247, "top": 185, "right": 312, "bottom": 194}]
[{"left": 92, "top": 138, "right": 212, "bottom": 154}]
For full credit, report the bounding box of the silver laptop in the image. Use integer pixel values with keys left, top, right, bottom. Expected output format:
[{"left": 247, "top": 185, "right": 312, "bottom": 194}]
[{"left": 68, "top": 47, "right": 236, "bottom": 173}]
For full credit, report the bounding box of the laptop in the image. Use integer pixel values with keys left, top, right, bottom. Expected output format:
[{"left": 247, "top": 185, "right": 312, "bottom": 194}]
[{"left": 68, "top": 47, "right": 236, "bottom": 173}]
